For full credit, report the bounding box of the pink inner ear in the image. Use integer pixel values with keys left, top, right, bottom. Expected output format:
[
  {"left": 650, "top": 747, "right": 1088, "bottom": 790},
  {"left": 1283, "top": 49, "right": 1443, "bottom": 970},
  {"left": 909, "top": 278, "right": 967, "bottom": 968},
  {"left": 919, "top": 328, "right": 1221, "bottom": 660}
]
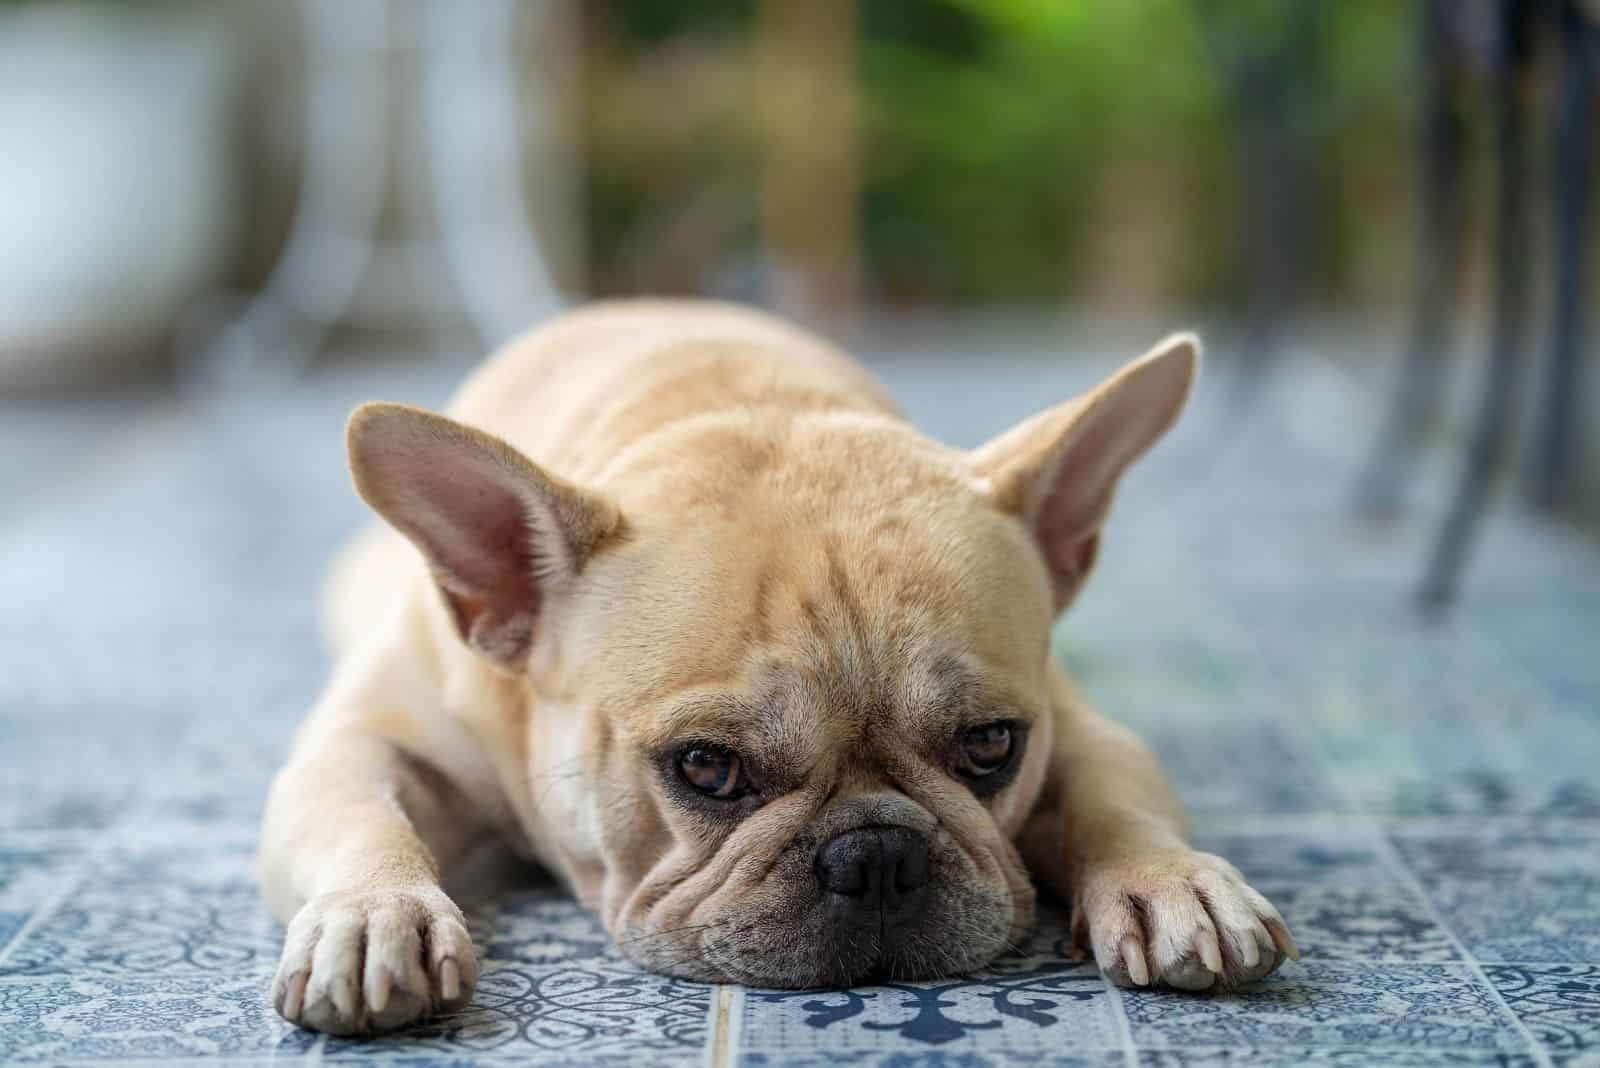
[
  {"left": 1027, "top": 346, "right": 1192, "bottom": 608},
  {"left": 1031, "top": 415, "right": 1123, "bottom": 562},
  {"left": 354, "top": 419, "right": 557, "bottom": 667},
  {"left": 1040, "top": 525, "right": 1100, "bottom": 591},
  {"left": 401, "top": 450, "right": 553, "bottom": 631},
  {"left": 431, "top": 500, "right": 543, "bottom": 640}
]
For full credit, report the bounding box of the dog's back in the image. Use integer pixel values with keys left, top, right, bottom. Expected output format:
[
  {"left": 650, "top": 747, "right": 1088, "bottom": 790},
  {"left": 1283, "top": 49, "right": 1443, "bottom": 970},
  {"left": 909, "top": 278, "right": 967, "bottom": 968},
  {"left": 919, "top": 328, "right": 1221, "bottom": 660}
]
[
  {"left": 325, "top": 299, "right": 898, "bottom": 654},
  {"left": 449, "top": 299, "right": 898, "bottom": 476}
]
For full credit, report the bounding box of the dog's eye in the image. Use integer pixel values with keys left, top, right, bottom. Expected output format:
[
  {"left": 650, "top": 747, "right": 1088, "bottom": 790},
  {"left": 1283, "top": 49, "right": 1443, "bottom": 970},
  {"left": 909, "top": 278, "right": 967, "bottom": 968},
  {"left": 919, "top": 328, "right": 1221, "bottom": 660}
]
[
  {"left": 677, "top": 746, "right": 748, "bottom": 799},
  {"left": 957, "top": 723, "right": 1015, "bottom": 776}
]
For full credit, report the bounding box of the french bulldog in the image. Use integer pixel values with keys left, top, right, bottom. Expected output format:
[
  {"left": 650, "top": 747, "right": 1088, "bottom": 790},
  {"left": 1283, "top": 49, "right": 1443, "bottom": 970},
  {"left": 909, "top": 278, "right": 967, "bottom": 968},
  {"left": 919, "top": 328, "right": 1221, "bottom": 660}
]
[{"left": 260, "top": 299, "right": 1297, "bottom": 1035}]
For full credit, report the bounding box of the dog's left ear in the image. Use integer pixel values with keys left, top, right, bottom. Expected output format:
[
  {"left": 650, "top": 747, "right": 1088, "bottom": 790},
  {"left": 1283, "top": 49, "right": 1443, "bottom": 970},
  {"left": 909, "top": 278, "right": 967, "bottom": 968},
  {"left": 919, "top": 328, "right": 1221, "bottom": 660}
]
[{"left": 972, "top": 333, "right": 1198, "bottom": 613}]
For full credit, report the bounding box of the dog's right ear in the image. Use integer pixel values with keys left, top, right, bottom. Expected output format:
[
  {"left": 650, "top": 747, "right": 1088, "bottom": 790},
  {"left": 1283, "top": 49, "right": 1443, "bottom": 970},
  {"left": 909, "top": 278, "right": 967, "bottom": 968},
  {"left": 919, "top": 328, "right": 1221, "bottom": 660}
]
[
  {"left": 971, "top": 334, "right": 1198, "bottom": 614},
  {"left": 345, "top": 403, "right": 622, "bottom": 673}
]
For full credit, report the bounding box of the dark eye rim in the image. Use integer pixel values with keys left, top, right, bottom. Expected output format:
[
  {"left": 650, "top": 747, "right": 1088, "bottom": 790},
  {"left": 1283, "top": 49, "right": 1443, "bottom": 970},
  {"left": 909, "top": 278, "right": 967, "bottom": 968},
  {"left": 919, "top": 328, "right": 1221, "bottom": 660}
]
[
  {"left": 953, "top": 719, "right": 1027, "bottom": 795},
  {"left": 661, "top": 741, "right": 763, "bottom": 810},
  {"left": 676, "top": 744, "right": 748, "bottom": 799}
]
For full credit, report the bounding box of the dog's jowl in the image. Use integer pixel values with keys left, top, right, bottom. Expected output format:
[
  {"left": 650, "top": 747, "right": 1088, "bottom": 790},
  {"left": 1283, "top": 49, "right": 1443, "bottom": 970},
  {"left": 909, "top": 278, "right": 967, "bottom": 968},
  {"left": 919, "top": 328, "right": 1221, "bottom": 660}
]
[{"left": 259, "top": 300, "right": 1297, "bottom": 1035}]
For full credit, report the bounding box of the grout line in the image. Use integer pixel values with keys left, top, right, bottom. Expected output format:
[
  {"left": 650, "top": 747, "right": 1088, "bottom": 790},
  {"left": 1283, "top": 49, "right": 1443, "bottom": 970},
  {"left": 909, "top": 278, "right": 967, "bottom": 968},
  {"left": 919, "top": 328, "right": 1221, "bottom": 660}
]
[
  {"left": 1099, "top": 966, "right": 1139, "bottom": 1068},
  {"left": 0, "top": 831, "right": 114, "bottom": 974},
  {"left": 723, "top": 983, "right": 745, "bottom": 1068},
  {"left": 1369, "top": 829, "right": 1555, "bottom": 1068},
  {"left": 1229, "top": 609, "right": 1557, "bottom": 1068},
  {"left": 1221, "top": 564, "right": 1573, "bottom": 1068},
  {"left": 705, "top": 983, "right": 740, "bottom": 1068}
]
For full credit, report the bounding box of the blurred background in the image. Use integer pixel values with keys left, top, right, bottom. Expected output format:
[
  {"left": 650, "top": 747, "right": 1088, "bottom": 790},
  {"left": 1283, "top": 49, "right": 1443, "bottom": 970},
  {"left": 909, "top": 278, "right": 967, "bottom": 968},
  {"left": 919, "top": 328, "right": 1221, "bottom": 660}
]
[{"left": 2, "top": 0, "right": 1598, "bottom": 609}]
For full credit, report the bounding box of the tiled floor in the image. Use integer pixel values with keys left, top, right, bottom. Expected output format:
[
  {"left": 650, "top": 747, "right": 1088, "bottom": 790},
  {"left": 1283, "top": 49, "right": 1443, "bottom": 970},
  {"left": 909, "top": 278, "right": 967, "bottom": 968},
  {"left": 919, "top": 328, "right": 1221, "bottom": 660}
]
[{"left": 2, "top": 337, "right": 1597, "bottom": 1066}]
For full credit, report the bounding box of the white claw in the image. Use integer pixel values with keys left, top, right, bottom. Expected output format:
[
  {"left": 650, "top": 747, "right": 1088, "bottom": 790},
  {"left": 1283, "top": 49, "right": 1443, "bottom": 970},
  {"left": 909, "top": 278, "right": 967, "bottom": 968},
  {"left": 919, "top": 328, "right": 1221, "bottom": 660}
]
[
  {"left": 1120, "top": 935, "right": 1151, "bottom": 986},
  {"left": 440, "top": 958, "right": 461, "bottom": 1002},
  {"left": 1196, "top": 929, "right": 1224, "bottom": 975}
]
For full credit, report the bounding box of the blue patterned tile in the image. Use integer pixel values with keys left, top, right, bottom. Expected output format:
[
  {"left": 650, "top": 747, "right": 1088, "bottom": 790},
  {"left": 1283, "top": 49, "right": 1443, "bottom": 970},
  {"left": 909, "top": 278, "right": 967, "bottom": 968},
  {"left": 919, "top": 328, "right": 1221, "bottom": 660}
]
[
  {"left": 0, "top": 974, "right": 318, "bottom": 1061},
  {"left": 1252, "top": 884, "right": 1459, "bottom": 963},
  {"left": 1548, "top": 1054, "right": 1600, "bottom": 1068},
  {"left": 1138, "top": 1049, "right": 1541, "bottom": 1066},
  {"left": 318, "top": 959, "right": 708, "bottom": 1063},
  {"left": 738, "top": 967, "right": 1118, "bottom": 1062},
  {"left": 468, "top": 887, "right": 617, "bottom": 966},
  {"left": 1121, "top": 963, "right": 1529, "bottom": 1053},
  {"left": 45, "top": 1061, "right": 316, "bottom": 1068},
  {"left": 1189, "top": 827, "right": 1459, "bottom": 962},
  {"left": 316, "top": 888, "right": 711, "bottom": 1063},
  {"left": 736, "top": 913, "right": 1120, "bottom": 1064},
  {"left": 1485, "top": 964, "right": 1600, "bottom": 1053},
  {"left": 325, "top": 1059, "right": 662, "bottom": 1068},
  {"left": 1392, "top": 823, "right": 1600, "bottom": 963},
  {"left": 742, "top": 1051, "right": 1125, "bottom": 1067},
  {"left": 0, "top": 836, "right": 85, "bottom": 955},
  {"left": 0, "top": 827, "right": 277, "bottom": 978}
]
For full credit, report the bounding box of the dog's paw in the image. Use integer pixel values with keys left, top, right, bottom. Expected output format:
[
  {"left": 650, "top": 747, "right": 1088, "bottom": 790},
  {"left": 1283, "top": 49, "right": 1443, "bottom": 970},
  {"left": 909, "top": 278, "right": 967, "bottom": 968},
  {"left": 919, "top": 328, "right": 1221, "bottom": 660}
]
[
  {"left": 271, "top": 885, "right": 479, "bottom": 1035},
  {"left": 1072, "top": 849, "right": 1297, "bottom": 991}
]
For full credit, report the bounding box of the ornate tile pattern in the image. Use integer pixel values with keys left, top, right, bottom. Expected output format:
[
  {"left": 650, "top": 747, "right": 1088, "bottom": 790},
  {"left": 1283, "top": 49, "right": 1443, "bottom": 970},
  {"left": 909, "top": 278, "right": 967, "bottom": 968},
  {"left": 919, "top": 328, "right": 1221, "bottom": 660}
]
[
  {"left": 739, "top": 963, "right": 1120, "bottom": 1060},
  {"left": 1122, "top": 963, "right": 1528, "bottom": 1052},
  {"left": 0, "top": 975, "right": 319, "bottom": 1062},
  {"left": 741, "top": 1052, "right": 1126, "bottom": 1067},
  {"left": 0, "top": 837, "right": 85, "bottom": 956},
  {"left": 2, "top": 356, "right": 1598, "bottom": 1064},
  {"left": 1392, "top": 824, "right": 1600, "bottom": 963},
  {"left": 1138, "top": 1050, "right": 1543, "bottom": 1066},
  {"left": 319, "top": 961, "right": 710, "bottom": 1063},
  {"left": 1190, "top": 828, "right": 1461, "bottom": 963},
  {"left": 1485, "top": 965, "right": 1600, "bottom": 1054},
  {"left": 0, "top": 829, "right": 278, "bottom": 979}
]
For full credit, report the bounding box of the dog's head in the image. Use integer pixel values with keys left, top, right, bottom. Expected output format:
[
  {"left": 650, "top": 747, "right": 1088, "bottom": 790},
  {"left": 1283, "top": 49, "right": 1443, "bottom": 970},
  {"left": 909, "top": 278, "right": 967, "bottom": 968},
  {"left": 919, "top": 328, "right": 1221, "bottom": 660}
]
[{"left": 347, "top": 335, "right": 1196, "bottom": 986}]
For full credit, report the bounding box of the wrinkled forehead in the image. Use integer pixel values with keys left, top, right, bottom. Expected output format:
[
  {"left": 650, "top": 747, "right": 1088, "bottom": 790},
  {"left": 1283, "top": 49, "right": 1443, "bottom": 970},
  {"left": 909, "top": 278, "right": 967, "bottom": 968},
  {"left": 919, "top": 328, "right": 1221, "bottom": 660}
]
[{"left": 595, "top": 498, "right": 1053, "bottom": 748}]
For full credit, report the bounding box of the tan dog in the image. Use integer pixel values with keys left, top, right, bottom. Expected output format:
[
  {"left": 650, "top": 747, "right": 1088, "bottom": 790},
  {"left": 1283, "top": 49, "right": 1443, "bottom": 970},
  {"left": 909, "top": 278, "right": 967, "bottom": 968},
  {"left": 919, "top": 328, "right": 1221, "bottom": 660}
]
[{"left": 259, "top": 300, "right": 1297, "bottom": 1035}]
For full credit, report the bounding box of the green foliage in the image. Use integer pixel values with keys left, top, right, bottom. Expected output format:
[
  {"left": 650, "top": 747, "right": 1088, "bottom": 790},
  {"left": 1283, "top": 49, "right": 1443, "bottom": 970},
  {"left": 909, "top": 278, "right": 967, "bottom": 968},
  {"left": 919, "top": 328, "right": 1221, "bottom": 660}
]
[{"left": 584, "top": 0, "right": 1412, "bottom": 307}]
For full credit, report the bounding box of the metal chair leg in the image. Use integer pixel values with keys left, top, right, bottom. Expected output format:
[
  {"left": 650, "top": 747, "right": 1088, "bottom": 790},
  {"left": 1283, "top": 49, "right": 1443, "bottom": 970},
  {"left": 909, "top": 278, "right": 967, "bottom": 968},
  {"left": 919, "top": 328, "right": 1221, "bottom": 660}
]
[
  {"left": 1192, "top": 0, "right": 1325, "bottom": 413},
  {"left": 183, "top": 0, "right": 393, "bottom": 389},
  {"left": 420, "top": 0, "right": 569, "bottom": 352},
  {"left": 1527, "top": 1, "right": 1597, "bottom": 511},
  {"left": 1418, "top": 0, "right": 1536, "bottom": 614},
  {"left": 1355, "top": 0, "right": 1466, "bottom": 519}
]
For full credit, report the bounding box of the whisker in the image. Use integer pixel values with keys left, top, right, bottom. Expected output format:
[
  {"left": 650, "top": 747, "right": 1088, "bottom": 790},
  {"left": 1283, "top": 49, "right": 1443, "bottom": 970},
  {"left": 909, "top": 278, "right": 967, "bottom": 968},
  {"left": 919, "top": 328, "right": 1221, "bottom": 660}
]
[{"left": 616, "top": 922, "right": 721, "bottom": 947}]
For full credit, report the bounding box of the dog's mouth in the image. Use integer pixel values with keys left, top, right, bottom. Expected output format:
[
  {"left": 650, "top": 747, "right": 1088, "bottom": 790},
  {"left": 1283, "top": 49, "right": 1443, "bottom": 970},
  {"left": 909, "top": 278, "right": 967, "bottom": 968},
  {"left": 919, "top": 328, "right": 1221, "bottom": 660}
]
[
  {"left": 615, "top": 810, "right": 1030, "bottom": 988},
  {"left": 658, "top": 876, "right": 1021, "bottom": 989},
  {"left": 693, "top": 911, "right": 1008, "bottom": 988}
]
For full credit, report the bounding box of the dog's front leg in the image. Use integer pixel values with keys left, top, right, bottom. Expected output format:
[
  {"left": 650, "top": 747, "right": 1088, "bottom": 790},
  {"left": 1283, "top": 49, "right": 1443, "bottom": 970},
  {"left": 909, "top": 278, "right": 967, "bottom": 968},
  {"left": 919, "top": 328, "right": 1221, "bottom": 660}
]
[
  {"left": 260, "top": 719, "right": 482, "bottom": 1035},
  {"left": 1020, "top": 679, "right": 1298, "bottom": 991}
]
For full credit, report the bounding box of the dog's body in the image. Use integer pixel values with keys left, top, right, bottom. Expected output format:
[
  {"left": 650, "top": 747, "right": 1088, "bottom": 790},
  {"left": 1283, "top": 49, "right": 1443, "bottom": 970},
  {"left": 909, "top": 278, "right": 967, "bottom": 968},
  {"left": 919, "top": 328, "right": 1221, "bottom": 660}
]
[{"left": 260, "top": 300, "right": 1296, "bottom": 1035}]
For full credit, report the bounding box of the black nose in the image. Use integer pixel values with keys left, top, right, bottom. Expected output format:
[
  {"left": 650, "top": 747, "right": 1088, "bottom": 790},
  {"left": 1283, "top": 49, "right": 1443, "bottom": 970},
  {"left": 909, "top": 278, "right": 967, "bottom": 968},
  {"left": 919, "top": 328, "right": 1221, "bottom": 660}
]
[{"left": 815, "top": 827, "right": 931, "bottom": 926}]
